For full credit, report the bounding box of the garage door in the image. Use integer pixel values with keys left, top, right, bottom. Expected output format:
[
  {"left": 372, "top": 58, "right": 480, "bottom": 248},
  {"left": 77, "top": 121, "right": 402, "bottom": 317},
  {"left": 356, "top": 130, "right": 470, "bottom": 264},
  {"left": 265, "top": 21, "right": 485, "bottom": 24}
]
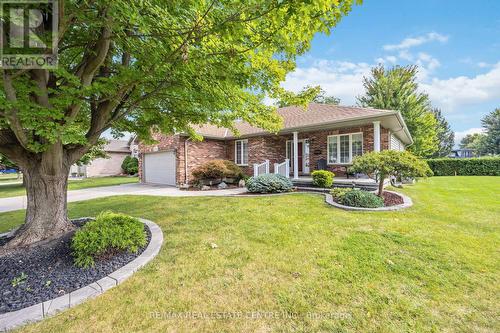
[{"left": 143, "top": 151, "right": 176, "bottom": 185}]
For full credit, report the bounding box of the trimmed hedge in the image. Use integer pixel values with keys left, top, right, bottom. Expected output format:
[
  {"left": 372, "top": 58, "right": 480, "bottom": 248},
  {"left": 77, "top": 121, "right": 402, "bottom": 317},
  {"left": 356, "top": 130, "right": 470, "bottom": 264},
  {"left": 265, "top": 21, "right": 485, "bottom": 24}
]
[
  {"left": 311, "top": 170, "right": 334, "bottom": 188},
  {"left": 71, "top": 212, "right": 147, "bottom": 268},
  {"left": 426, "top": 157, "right": 500, "bottom": 176},
  {"left": 339, "top": 190, "right": 384, "bottom": 208},
  {"left": 246, "top": 174, "right": 293, "bottom": 193}
]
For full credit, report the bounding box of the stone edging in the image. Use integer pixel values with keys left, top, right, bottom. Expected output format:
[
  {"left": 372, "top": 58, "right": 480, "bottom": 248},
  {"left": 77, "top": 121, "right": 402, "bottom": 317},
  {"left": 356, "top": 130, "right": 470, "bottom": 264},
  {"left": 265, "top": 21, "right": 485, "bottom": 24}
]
[
  {"left": 232, "top": 190, "right": 413, "bottom": 211},
  {"left": 324, "top": 190, "right": 413, "bottom": 211},
  {"left": 0, "top": 218, "right": 163, "bottom": 332}
]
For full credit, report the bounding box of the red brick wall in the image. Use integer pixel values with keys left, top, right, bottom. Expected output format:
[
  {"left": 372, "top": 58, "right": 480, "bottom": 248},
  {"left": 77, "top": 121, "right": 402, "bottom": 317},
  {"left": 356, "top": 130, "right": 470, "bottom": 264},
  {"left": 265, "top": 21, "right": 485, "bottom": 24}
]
[
  {"left": 179, "top": 137, "right": 227, "bottom": 184},
  {"left": 139, "top": 123, "right": 392, "bottom": 184},
  {"left": 227, "top": 136, "right": 288, "bottom": 176},
  {"left": 138, "top": 133, "right": 227, "bottom": 185}
]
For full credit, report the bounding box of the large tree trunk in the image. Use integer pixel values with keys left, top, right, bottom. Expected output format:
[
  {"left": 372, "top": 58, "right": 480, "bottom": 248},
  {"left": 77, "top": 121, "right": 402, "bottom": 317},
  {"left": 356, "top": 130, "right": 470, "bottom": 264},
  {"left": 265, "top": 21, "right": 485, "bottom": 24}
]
[{"left": 1, "top": 147, "right": 75, "bottom": 252}]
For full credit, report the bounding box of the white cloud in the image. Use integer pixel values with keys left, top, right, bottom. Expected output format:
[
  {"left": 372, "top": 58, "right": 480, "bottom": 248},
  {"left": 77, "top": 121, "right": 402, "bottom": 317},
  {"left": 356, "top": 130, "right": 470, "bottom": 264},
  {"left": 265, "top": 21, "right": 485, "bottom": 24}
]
[
  {"left": 383, "top": 32, "right": 448, "bottom": 51},
  {"left": 454, "top": 127, "right": 485, "bottom": 146},
  {"left": 421, "top": 62, "right": 500, "bottom": 110},
  {"left": 282, "top": 60, "right": 371, "bottom": 105}
]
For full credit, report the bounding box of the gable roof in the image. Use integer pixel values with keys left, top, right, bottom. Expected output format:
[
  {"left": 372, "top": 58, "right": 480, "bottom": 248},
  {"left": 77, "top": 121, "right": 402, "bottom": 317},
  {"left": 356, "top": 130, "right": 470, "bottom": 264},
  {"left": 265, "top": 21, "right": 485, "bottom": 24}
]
[
  {"left": 104, "top": 140, "right": 130, "bottom": 153},
  {"left": 190, "top": 103, "right": 413, "bottom": 144}
]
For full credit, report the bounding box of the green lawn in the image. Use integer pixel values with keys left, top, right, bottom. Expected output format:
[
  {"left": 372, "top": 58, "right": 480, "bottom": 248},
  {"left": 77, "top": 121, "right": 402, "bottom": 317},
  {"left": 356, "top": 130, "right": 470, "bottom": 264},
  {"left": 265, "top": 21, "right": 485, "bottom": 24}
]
[
  {"left": 0, "top": 176, "right": 138, "bottom": 199},
  {"left": 2, "top": 177, "right": 499, "bottom": 332},
  {"left": 0, "top": 173, "right": 20, "bottom": 182}
]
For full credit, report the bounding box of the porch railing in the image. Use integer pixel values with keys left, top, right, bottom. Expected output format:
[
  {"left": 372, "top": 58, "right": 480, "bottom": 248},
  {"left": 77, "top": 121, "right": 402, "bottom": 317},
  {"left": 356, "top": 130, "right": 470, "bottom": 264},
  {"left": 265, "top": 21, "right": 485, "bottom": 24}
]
[
  {"left": 274, "top": 159, "right": 290, "bottom": 178},
  {"left": 253, "top": 160, "right": 270, "bottom": 177}
]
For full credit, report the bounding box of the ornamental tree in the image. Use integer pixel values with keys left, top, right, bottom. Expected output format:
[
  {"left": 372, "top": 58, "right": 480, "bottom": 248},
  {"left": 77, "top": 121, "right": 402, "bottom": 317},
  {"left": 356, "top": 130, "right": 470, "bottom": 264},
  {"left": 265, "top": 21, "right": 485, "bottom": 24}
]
[
  {"left": 0, "top": 0, "right": 359, "bottom": 250},
  {"left": 349, "top": 150, "right": 432, "bottom": 196}
]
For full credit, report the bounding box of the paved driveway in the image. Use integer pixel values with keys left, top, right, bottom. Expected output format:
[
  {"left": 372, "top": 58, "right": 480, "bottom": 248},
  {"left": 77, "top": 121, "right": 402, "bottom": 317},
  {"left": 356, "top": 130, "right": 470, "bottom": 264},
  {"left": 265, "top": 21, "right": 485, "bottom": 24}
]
[{"left": 0, "top": 183, "right": 246, "bottom": 213}]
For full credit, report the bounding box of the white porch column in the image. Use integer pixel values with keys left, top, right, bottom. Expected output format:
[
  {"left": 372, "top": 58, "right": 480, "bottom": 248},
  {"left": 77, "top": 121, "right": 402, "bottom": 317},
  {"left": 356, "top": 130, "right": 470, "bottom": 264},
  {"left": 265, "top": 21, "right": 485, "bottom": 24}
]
[
  {"left": 293, "top": 131, "right": 299, "bottom": 179},
  {"left": 373, "top": 121, "right": 381, "bottom": 152}
]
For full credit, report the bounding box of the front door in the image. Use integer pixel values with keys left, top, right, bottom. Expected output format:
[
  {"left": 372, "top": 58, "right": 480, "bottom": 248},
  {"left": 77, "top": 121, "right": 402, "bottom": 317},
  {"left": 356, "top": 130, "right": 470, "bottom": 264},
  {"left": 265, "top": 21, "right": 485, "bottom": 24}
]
[{"left": 297, "top": 142, "right": 303, "bottom": 173}]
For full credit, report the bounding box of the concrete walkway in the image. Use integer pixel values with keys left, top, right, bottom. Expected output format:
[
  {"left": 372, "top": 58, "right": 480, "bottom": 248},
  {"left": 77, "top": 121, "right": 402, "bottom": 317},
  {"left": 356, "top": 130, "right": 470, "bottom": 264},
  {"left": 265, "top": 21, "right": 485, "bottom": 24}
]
[{"left": 0, "top": 183, "right": 247, "bottom": 213}]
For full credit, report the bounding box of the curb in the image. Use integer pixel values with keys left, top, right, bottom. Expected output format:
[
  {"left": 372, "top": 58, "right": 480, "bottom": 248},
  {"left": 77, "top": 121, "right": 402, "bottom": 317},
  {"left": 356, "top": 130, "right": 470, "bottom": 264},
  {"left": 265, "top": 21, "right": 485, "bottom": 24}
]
[
  {"left": 0, "top": 218, "right": 163, "bottom": 332},
  {"left": 324, "top": 190, "right": 413, "bottom": 211},
  {"left": 231, "top": 190, "right": 413, "bottom": 211}
]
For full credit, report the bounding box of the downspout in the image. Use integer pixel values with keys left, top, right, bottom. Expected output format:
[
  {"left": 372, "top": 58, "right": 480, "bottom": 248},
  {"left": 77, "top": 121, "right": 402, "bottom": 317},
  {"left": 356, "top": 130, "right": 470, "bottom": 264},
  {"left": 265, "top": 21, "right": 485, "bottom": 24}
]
[{"left": 184, "top": 137, "right": 192, "bottom": 186}]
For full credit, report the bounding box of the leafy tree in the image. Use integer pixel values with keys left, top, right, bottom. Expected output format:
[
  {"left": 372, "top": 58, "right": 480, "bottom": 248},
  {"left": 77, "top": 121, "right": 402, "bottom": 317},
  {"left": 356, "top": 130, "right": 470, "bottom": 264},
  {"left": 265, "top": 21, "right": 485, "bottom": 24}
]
[
  {"left": 349, "top": 150, "right": 432, "bottom": 196},
  {"left": 460, "top": 133, "right": 486, "bottom": 154},
  {"left": 277, "top": 86, "right": 341, "bottom": 107},
  {"left": 0, "top": 0, "right": 359, "bottom": 249},
  {"left": 431, "top": 108, "right": 454, "bottom": 157},
  {"left": 357, "top": 65, "right": 439, "bottom": 158},
  {"left": 481, "top": 108, "right": 500, "bottom": 154},
  {"left": 312, "top": 87, "right": 341, "bottom": 105}
]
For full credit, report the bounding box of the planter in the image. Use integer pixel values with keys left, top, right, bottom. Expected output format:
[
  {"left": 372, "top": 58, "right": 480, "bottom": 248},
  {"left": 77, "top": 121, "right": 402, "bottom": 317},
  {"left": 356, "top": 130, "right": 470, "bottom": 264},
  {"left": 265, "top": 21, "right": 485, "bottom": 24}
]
[{"left": 0, "top": 218, "right": 163, "bottom": 331}]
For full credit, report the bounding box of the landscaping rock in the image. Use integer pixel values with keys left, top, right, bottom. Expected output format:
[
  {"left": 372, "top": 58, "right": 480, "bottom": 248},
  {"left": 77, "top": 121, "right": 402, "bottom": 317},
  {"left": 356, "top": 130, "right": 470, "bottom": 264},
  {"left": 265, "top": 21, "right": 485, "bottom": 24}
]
[
  {"left": 238, "top": 179, "right": 246, "bottom": 187},
  {"left": 217, "top": 182, "right": 228, "bottom": 189},
  {"left": 0, "top": 220, "right": 151, "bottom": 314},
  {"left": 201, "top": 185, "right": 211, "bottom": 191}
]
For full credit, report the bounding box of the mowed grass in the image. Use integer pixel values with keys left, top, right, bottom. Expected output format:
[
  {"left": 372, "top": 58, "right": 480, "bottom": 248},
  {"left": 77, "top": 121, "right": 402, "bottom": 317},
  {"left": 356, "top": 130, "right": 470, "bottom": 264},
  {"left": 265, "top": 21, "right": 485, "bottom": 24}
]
[
  {"left": 0, "top": 173, "right": 20, "bottom": 182},
  {"left": 2, "top": 177, "right": 499, "bottom": 332},
  {"left": 0, "top": 176, "right": 138, "bottom": 199}
]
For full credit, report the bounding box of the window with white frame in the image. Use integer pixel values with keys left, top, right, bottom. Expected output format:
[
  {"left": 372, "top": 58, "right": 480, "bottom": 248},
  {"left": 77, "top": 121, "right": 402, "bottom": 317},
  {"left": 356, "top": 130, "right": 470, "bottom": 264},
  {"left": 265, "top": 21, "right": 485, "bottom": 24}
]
[
  {"left": 327, "top": 133, "right": 363, "bottom": 164},
  {"left": 235, "top": 139, "right": 248, "bottom": 165}
]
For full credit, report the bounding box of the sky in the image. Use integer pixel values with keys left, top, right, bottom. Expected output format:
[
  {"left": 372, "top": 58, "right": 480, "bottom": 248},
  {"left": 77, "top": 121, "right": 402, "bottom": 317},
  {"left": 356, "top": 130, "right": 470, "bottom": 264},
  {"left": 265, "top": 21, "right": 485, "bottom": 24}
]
[{"left": 281, "top": 0, "right": 500, "bottom": 145}]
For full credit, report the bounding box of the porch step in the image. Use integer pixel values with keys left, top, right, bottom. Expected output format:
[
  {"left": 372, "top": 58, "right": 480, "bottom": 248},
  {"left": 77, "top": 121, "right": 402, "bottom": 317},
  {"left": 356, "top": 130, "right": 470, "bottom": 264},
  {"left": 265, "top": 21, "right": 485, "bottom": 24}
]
[{"left": 292, "top": 178, "right": 379, "bottom": 191}]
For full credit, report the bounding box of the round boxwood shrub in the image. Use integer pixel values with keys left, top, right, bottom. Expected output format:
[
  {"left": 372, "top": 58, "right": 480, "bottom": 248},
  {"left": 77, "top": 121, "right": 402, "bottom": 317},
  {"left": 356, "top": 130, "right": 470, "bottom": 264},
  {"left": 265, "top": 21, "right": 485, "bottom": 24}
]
[
  {"left": 311, "top": 170, "right": 334, "bottom": 187},
  {"left": 71, "top": 211, "right": 147, "bottom": 268},
  {"left": 246, "top": 174, "right": 293, "bottom": 193},
  {"left": 339, "top": 190, "right": 384, "bottom": 208}
]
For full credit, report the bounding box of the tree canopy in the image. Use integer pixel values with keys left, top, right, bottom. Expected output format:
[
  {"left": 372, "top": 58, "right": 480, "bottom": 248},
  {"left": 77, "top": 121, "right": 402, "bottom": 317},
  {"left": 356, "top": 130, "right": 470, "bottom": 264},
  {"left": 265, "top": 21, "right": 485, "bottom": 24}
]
[
  {"left": 0, "top": 0, "right": 360, "bottom": 249},
  {"left": 349, "top": 150, "right": 432, "bottom": 196},
  {"left": 357, "top": 65, "right": 439, "bottom": 158},
  {"left": 431, "top": 108, "right": 454, "bottom": 158}
]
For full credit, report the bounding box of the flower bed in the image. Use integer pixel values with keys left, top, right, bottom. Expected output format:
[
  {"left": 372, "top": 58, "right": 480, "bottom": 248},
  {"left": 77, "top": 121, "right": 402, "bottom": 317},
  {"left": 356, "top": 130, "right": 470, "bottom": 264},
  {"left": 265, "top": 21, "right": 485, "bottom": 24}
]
[{"left": 0, "top": 218, "right": 151, "bottom": 314}]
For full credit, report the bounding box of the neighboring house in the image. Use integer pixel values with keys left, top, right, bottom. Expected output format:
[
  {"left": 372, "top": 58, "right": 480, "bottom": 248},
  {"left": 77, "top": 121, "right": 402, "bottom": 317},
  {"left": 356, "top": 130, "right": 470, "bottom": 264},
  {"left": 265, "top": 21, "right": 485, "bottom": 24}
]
[
  {"left": 138, "top": 104, "right": 413, "bottom": 186},
  {"left": 448, "top": 149, "right": 475, "bottom": 158},
  {"left": 70, "top": 140, "right": 132, "bottom": 177}
]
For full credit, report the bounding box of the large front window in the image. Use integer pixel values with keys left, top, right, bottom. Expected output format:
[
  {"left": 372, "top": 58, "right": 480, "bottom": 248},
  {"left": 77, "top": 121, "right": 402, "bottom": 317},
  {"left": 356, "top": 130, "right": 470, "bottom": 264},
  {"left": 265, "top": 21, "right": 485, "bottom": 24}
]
[
  {"left": 327, "top": 133, "right": 363, "bottom": 164},
  {"left": 235, "top": 139, "right": 248, "bottom": 165}
]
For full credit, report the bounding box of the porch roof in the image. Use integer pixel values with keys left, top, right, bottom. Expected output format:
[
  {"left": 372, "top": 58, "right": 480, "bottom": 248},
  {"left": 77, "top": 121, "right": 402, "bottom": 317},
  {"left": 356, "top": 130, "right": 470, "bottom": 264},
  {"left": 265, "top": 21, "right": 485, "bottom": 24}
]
[{"left": 189, "top": 103, "right": 413, "bottom": 144}]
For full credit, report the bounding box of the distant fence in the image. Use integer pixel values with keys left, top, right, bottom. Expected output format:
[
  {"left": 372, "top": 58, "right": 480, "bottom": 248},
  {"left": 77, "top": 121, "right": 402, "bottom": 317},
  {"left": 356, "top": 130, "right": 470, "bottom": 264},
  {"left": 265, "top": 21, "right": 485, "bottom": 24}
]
[{"left": 426, "top": 157, "right": 500, "bottom": 176}]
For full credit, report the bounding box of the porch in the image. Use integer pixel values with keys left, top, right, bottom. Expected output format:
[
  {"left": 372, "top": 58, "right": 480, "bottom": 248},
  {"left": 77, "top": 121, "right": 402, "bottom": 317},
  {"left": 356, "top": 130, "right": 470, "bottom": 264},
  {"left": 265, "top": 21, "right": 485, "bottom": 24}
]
[{"left": 292, "top": 176, "right": 381, "bottom": 191}]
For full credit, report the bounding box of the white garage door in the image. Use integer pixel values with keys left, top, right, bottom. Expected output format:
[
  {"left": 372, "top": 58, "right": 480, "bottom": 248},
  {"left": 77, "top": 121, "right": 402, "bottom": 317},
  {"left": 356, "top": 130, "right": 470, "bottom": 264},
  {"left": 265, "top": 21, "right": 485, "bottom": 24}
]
[{"left": 144, "top": 151, "right": 176, "bottom": 185}]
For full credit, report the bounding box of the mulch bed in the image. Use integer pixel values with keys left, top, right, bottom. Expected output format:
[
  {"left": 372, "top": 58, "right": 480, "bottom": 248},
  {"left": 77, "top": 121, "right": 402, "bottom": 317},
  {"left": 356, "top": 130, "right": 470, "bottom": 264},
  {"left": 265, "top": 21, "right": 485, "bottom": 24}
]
[
  {"left": 0, "top": 219, "right": 151, "bottom": 314},
  {"left": 330, "top": 190, "right": 404, "bottom": 207},
  {"left": 382, "top": 191, "right": 404, "bottom": 206}
]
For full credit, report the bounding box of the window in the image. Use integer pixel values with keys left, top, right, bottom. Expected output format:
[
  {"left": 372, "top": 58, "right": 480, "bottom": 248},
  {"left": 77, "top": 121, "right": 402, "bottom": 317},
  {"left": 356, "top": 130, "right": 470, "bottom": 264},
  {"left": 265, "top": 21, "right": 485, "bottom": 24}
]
[
  {"left": 327, "top": 133, "right": 363, "bottom": 164},
  {"left": 235, "top": 140, "right": 248, "bottom": 165}
]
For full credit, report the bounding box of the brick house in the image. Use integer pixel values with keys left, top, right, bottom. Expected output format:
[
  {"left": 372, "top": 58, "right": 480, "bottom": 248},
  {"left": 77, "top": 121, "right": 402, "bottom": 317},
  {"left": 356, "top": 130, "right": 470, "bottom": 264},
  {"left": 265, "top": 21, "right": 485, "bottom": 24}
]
[{"left": 138, "top": 103, "right": 412, "bottom": 186}]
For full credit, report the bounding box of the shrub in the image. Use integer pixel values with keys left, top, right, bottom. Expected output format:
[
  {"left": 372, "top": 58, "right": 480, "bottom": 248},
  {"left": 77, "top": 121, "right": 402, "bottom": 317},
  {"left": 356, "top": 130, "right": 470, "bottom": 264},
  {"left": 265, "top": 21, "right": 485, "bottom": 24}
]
[
  {"left": 246, "top": 174, "right": 293, "bottom": 193},
  {"left": 311, "top": 170, "right": 334, "bottom": 187},
  {"left": 121, "top": 156, "right": 138, "bottom": 175},
  {"left": 191, "top": 160, "right": 244, "bottom": 182},
  {"left": 426, "top": 157, "right": 500, "bottom": 176},
  {"left": 71, "top": 212, "right": 147, "bottom": 268},
  {"left": 339, "top": 190, "right": 384, "bottom": 208},
  {"left": 330, "top": 187, "right": 353, "bottom": 200},
  {"left": 350, "top": 150, "right": 432, "bottom": 196}
]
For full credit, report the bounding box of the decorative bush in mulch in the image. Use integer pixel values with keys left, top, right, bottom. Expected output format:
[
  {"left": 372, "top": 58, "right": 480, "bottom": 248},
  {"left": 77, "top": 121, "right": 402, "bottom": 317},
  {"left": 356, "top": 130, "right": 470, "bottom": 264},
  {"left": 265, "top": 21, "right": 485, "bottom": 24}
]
[{"left": 0, "top": 219, "right": 151, "bottom": 314}]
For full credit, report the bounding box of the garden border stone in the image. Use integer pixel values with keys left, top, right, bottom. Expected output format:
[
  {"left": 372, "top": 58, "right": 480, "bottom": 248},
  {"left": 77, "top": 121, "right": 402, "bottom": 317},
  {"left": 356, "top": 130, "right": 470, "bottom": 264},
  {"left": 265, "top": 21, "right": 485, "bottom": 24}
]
[
  {"left": 325, "top": 190, "right": 412, "bottom": 211},
  {"left": 0, "top": 218, "right": 163, "bottom": 332},
  {"left": 234, "top": 189, "right": 413, "bottom": 211}
]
